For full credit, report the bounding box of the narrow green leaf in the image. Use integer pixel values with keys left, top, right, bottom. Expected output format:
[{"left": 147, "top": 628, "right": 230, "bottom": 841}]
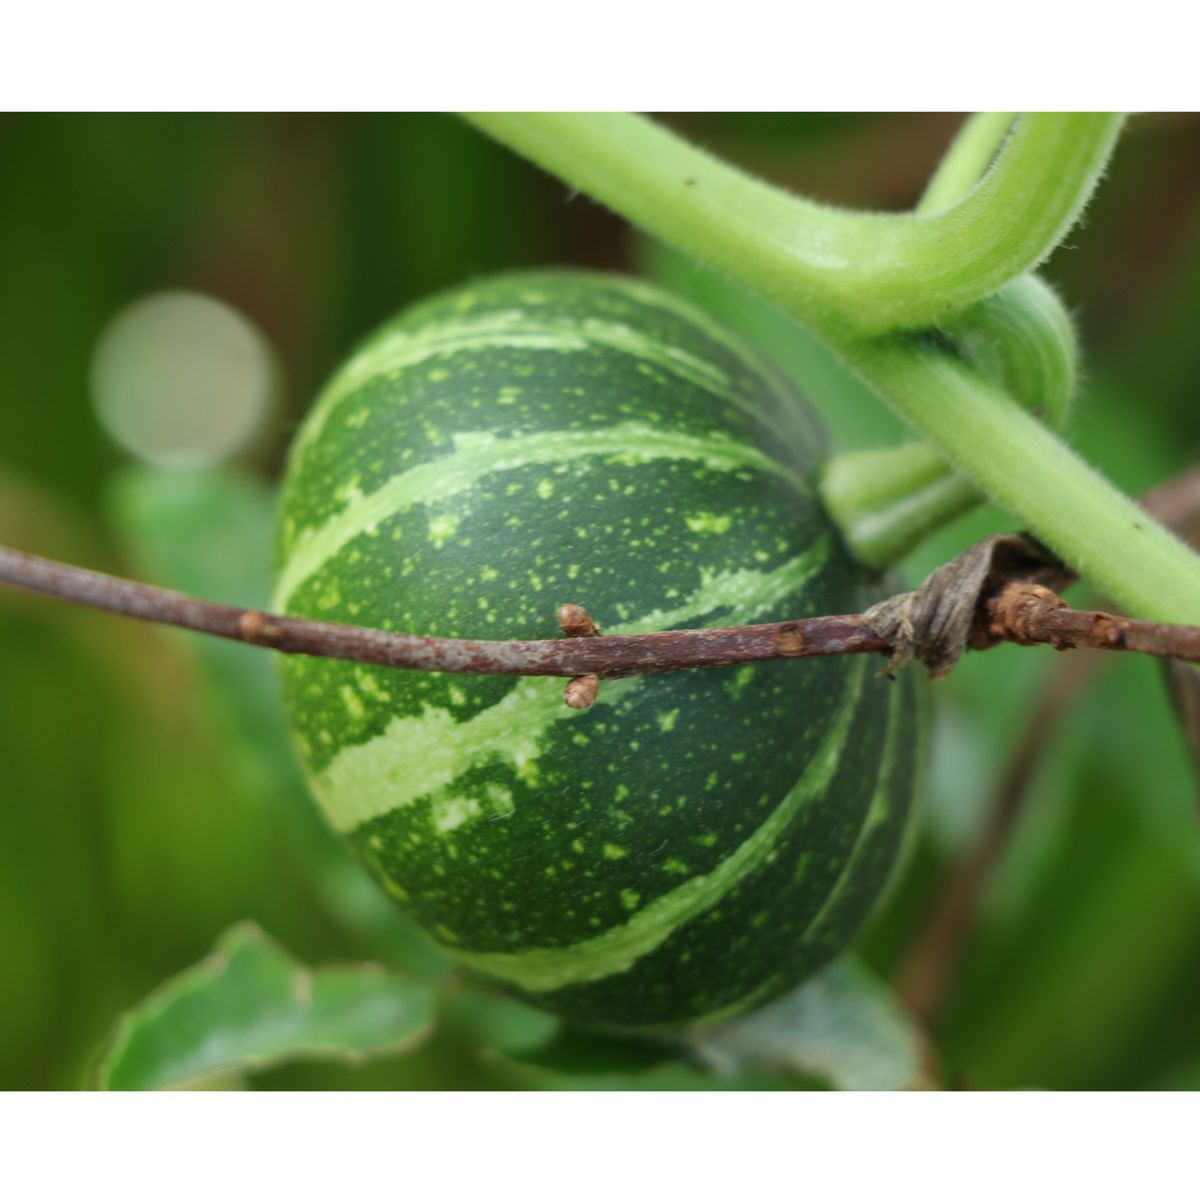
[
  {"left": 96, "top": 923, "right": 437, "bottom": 1090},
  {"left": 107, "top": 464, "right": 450, "bottom": 979},
  {"left": 688, "top": 958, "right": 932, "bottom": 1091},
  {"left": 106, "top": 464, "right": 305, "bottom": 789}
]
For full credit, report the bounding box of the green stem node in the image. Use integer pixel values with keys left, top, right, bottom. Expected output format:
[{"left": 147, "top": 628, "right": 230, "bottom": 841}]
[
  {"left": 946, "top": 273, "right": 1077, "bottom": 430},
  {"left": 820, "top": 444, "right": 980, "bottom": 570}
]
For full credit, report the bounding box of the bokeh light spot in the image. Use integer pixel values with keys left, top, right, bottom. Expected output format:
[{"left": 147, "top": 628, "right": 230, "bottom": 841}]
[{"left": 91, "top": 291, "right": 276, "bottom": 469}]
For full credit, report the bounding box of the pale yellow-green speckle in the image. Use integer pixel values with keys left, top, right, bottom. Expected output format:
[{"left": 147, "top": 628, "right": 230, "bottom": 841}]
[
  {"left": 685, "top": 511, "right": 732, "bottom": 535},
  {"left": 431, "top": 794, "right": 483, "bottom": 833},
  {"left": 428, "top": 512, "right": 459, "bottom": 549},
  {"left": 341, "top": 685, "right": 365, "bottom": 721}
]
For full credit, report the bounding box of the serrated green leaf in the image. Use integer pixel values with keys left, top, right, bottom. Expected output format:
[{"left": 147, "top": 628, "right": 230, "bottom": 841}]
[
  {"left": 96, "top": 923, "right": 437, "bottom": 1090},
  {"left": 494, "top": 1058, "right": 752, "bottom": 1091},
  {"left": 480, "top": 1019, "right": 813, "bottom": 1091},
  {"left": 687, "top": 958, "right": 932, "bottom": 1091},
  {"left": 487, "top": 1027, "right": 786, "bottom": 1091},
  {"left": 441, "top": 985, "right": 788, "bottom": 1089},
  {"left": 366, "top": 958, "right": 919, "bottom": 1091}
]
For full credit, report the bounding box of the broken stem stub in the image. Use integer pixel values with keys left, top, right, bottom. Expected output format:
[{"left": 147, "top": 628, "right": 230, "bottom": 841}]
[{"left": 862, "top": 533, "right": 1073, "bottom": 679}]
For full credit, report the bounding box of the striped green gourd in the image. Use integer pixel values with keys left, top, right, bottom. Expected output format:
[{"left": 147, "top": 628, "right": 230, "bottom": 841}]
[{"left": 275, "top": 270, "right": 922, "bottom": 1031}]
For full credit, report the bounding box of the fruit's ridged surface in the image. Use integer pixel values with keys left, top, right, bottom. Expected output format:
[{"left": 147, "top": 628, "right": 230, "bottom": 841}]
[{"left": 276, "top": 270, "right": 919, "bottom": 1029}]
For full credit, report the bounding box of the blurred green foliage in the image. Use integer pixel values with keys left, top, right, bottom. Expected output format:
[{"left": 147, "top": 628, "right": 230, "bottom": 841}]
[{"left": 2, "top": 113, "right": 1200, "bottom": 1089}]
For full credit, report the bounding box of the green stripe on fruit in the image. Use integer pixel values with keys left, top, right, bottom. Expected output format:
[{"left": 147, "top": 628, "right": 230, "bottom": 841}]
[
  {"left": 274, "top": 422, "right": 806, "bottom": 612},
  {"left": 311, "top": 545, "right": 828, "bottom": 834},
  {"left": 439, "top": 658, "right": 866, "bottom": 993}
]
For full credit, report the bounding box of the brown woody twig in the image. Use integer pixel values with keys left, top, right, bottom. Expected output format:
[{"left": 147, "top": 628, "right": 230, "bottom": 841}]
[{"left": 5, "top": 542, "right": 1200, "bottom": 688}]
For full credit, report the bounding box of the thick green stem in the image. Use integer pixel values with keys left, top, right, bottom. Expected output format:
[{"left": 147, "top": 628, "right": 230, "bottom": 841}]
[
  {"left": 465, "top": 112, "right": 1121, "bottom": 338},
  {"left": 844, "top": 339, "right": 1200, "bottom": 623}
]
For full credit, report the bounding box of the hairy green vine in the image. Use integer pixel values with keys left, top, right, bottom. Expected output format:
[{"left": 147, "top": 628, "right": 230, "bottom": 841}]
[{"left": 465, "top": 112, "right": 1119, "bottom": 338}]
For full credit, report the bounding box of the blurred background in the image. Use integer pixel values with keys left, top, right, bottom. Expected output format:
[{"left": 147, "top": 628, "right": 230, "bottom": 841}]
[{"left": 2, "top": 113, "right": 1200, "bottom": 1090}]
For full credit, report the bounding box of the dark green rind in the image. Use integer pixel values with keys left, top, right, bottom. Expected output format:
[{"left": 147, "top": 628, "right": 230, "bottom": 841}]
[
  {"left": 276, "top": 270, "right": 920, "bottom": 1030},
  {"left": 531, "top": 670, "right": 921, "bottom": 1029}
]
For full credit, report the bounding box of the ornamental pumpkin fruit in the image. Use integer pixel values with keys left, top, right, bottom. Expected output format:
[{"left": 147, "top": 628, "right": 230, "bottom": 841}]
[{"left": 275, "top": 271, "right": 921, "bottom": 1030}]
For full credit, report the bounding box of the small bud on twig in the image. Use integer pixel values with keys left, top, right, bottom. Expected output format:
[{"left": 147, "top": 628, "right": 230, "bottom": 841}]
[
  {"left": 563, "top": 674, "right": 600, "bottom": 709},
  {"left": 237, "top": 610, "right": 282, "bottom": 643},
  {"left": 557, "top": 603, "right": 599, "bottom": 638},
  {"left": 558, "top": 601, "right": 601, "bottom": 707}
]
